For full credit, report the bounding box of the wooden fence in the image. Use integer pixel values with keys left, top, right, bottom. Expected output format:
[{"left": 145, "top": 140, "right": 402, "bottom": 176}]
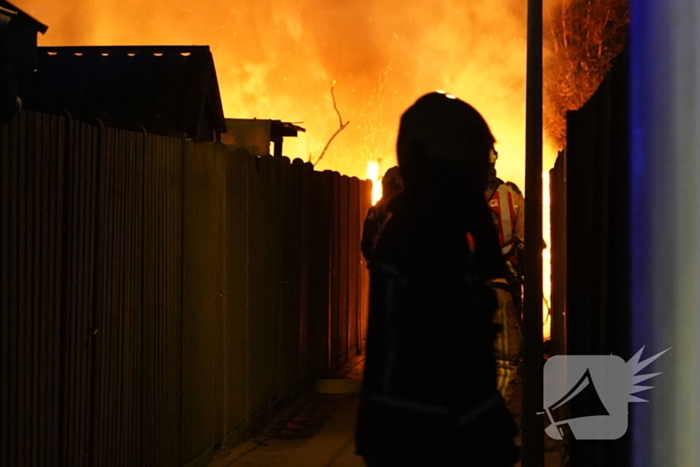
[{"left": 0, "top": 110, "right": 371, "bottom": 467}]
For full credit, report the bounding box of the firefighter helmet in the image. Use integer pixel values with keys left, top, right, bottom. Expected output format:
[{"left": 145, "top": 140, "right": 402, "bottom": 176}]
[
  {"left": 382, "top": 166, "right": 403, "bottom": 189},
  {"left": 397, "top": 92, "right": 495, "bottom": 167}
]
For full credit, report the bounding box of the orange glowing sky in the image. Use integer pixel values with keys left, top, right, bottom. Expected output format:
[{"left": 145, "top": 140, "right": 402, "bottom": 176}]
[
  {"left": 17, "top": 0, "right": 559, "bottom": 189},
  {"left": 17, "top": 0, "right": 557, "bottom": 337}
]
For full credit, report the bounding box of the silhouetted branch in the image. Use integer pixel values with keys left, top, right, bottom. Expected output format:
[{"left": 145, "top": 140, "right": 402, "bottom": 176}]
[{"left": 312, "top": 82, "right": 349, "bottom": 167}]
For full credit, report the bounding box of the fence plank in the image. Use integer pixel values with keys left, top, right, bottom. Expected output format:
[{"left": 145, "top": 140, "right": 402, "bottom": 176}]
[
  {"left": 222, "top": 149, "right": 250, "bottom": 441},
  {"left": 0, "top": 113, "right": 10, "bottom": 467}
]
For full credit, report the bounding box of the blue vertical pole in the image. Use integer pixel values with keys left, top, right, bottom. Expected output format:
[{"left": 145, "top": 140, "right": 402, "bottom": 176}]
[{"left": 630, "top": 1, "right": 700, "bottom": 465}]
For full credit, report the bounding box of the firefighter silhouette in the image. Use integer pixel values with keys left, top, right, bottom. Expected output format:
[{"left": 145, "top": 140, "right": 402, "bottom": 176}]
[
  {"left": 356, "top": 92, "right": 518, "bottom": 467},
  {"left": 361, "top": 166, "right": 403, "bottom": 263},
  {"left": 485, "top": 147, "right": 524, "bottom": 406}
]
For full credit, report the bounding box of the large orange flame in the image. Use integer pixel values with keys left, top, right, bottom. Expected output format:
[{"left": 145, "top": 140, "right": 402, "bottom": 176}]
[
  {"left": 16, "top": 0, "right": 560, "bottom": 186},
  {"left": 18, "top": 0, "right": 560, "bottom": 340}
]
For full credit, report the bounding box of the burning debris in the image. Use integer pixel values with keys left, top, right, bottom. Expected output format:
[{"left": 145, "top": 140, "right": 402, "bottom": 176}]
[{"left": 544, "top": 0, "right": 629, "bottom": 148}]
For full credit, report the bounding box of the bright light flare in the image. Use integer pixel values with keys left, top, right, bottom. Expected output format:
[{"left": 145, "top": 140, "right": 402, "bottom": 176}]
[
  {"left": 543, "top": 170, "right": 552, "bottom": 341},
  {"left": 366, "top": 161, "right": 382, "bottom": 205}
]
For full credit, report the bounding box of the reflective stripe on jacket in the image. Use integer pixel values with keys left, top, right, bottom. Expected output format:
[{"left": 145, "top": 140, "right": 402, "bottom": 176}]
[{"left": 487, "top": 182, "right": 524, "bottom": 256}]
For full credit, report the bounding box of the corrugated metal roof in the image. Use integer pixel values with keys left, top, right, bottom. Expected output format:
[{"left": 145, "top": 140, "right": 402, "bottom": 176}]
[{"left": 18, "top": 45, "right": 227, "bottom": 141}]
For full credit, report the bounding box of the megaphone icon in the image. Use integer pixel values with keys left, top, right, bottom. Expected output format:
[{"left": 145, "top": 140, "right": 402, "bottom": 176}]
[{"left": 544, "top": 368, "right": 610, "bottom": 439}]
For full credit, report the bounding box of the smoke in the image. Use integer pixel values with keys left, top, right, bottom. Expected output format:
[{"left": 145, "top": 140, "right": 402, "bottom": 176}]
[{"left": 17, "top": 0, "right": 560, "bottom": 188}]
